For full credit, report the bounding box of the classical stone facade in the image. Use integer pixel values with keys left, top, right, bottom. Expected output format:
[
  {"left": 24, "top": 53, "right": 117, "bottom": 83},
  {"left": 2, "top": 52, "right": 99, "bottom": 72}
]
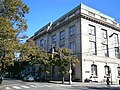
[{"left": 33, "top": 3, "right": 120, "bottom": 84}]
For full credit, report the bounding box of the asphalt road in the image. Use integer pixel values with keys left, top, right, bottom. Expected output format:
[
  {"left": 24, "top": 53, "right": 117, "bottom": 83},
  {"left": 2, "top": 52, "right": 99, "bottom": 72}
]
[{"left": 0, "top": 79, "right": 120, "bottom": 90}]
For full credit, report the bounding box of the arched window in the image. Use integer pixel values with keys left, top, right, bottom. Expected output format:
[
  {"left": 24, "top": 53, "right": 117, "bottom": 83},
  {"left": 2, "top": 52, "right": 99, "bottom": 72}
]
[{"left": 91, "top": 64, "right": 97, "bottom": 76}]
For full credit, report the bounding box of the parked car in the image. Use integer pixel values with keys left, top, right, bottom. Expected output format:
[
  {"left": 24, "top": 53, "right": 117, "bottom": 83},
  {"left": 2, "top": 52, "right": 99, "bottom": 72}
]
[{"left": 23, "top": 75, "right": 34, "bottom": 82}]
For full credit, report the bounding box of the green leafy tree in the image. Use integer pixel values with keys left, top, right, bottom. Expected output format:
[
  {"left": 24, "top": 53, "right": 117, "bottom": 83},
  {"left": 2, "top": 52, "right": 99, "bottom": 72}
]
[
  {"left": 0, "top": 0, "right": 29, "bottom": 80},
  {"left": 55, "top": 48, "right": 79, "bottom": 84},
  {"left": 20, "top": 39, "right": 50, "bottom": 77}
]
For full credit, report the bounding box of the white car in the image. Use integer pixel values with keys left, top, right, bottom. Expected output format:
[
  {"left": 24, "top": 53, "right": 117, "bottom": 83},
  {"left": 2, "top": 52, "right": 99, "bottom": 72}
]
[{"left": 23, "top": 75, "right": 34, "bottom": 82}]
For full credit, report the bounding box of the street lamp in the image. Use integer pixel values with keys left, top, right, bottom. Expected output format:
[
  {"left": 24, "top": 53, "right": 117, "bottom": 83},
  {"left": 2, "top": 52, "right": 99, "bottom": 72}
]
[{"left": 69, "top": 60, "right": 72, "bottom": 84}]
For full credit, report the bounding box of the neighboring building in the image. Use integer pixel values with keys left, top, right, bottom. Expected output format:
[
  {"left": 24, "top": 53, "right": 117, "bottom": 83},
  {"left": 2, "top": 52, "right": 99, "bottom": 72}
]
[{"left": 33, "top": 3, "right": 120, "bottom": 84}]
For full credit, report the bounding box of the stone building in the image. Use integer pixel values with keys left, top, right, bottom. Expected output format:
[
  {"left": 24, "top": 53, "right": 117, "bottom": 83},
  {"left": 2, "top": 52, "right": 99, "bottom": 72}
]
[{"left": 33, "top": 3, "right": 120, "bottom": 84}]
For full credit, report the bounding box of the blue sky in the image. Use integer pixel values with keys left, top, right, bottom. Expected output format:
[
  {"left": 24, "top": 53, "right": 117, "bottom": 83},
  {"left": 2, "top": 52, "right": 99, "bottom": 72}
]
[{"left": 23, "top": 0, "right": 120, "bottom": 38}]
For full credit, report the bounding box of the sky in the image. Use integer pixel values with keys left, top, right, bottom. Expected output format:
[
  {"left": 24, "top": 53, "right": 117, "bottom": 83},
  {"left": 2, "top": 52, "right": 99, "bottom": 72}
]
[{"left": 23, "top": 0, "right": 120, "bottom": 38}]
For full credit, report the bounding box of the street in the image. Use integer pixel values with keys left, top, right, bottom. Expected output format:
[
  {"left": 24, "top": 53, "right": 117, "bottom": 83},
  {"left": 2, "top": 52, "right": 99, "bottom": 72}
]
[{"left": 0, "top": 79, "right": 120, "bottom": 90}]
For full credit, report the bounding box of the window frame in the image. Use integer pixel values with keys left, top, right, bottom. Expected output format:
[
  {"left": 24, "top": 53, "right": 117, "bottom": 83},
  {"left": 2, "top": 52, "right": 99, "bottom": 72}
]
[
  {"left": 69, "top": 25, "right": 76, "bottom": 36},
  {"left": 91, "top": 64, "right": 97, "bottom": 76},
  {"left": 60, "top": 30, "right": 65, "bottom": 40},
  {"left": 70, "top": 41, "right": 76, "bottom": 53}
]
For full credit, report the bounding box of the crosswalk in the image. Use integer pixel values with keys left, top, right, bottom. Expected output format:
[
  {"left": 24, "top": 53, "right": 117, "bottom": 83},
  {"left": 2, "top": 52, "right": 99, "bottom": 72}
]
[{"left": 3, "top": 83, "right": 66, "bottom": 90}]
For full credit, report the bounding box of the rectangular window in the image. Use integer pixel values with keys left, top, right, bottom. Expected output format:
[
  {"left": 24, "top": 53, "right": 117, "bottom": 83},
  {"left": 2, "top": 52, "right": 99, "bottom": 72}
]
[
  {"left": 102, "top": 44, "right": 109, "bottom": 57},
  {"left": 70, "top": 41, "right": 76, "bottom": 53},
  {"left": 101, "top": 29, "right": 107, "bottom": 39},
  {"left": 89, "top": 41, "right": 96, "bottom": 55},
  {"left": 60, "top": 30, "right": 65, "bottom": 40},
  {"left": 104, "top": 65, "right": 110, "bottom": 76},
  {"left": 113, "top": 33, "right": 118, "bottom": 43},
  {"left": 91, "top": 64, "right": 97, "bottom": 76},
  {"left": 69, "top": 25, "right": 76, "bottom": 36},
  {"left": 115, "top": 47, "right": 119, "bottom": 58},
  {"left": 52, "top": 34, "right": 56, "bottom": 44},
  {"left": 89, "top": 25, "right": 96, "bottom": 36},
  {"left": 40, "top": 39, "right": 44, "bottom": 47},
  {"left": 118, "top": 67, "right": 120, "bottom": 77}
]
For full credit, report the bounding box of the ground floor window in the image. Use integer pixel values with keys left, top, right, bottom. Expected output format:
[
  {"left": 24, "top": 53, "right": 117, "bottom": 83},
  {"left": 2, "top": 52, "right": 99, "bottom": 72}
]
[
  {"left": 91, "top": 64, "right": 97, "bottom": 76},
  {"left": 104, "top": 65, "right": 110, "bottom": 76},
  {"left": 117, "top": 67, "right": 120, "bottom": 77}
]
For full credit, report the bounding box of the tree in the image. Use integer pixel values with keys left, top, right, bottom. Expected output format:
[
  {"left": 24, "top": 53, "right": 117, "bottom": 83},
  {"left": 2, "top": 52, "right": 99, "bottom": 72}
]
[
  {"left": 0, "top": 0, "right": 29, "bottom": 36},
  {"left": 0, "top": 0, "right": 29, "bottom": 82},
  {"left": 55, "top": 48, "right": 79, "bottom": 84},
  {"left": 19, "top": 39, "right": 50, "bottom": 78}
]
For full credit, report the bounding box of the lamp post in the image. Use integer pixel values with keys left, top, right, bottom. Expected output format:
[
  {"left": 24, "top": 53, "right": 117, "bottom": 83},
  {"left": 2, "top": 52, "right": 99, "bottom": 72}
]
[{"left": 69, "top": 60, "right": 72, "bottom": 84}]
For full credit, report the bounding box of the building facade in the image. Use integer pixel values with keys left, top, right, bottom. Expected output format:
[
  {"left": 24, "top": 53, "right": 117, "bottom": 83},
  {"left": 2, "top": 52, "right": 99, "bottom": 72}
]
[{"left": 33, "top": 3, "right": 120, "bottom": 84}]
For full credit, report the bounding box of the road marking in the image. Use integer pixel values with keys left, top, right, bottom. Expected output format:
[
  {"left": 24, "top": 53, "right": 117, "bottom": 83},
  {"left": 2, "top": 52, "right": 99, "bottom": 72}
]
[
  {"left": 6, "top": 86, "right": 11, "bottom": 89},
  {"left": 44, "top": 85, "right": 52, "bottom": 87},
  {"left": 12, "top": 86, "right": 21, "bottom": 89},
  {"left": 21, "top": 85, "right": 30, "bottom": 88},
  {"left": 30, "top": 84, "right": 37, "bottom": 87}
]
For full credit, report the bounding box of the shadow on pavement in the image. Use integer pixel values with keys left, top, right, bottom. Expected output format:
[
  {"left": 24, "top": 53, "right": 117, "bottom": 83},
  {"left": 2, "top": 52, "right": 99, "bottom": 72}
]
[{"left": 87, "top": 86, "right": 120, "bottom": 90}]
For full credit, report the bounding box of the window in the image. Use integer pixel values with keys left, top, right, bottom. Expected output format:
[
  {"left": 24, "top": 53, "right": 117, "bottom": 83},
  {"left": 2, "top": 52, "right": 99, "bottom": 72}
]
[
  {"left": 52, "top": 34, "right": 57, "bottom": 44},
  {"left": 91, "top": 64, "right": 97, "bottom": 76},
  {"left": 104, "top": 65, "right": 110, "bottom": 76},
  {"left": 117, "top": 67, "right": 120, "bottom": 77},
  {"left": 89, "top": 41, "right": 97, "bottom": 55},
  {"left": 40, "top": 39, "right": 44, "bottom": 47},
  {"left": 60, "top": 30, "right": 65, "bottom": 40},
  {"left": 101, "top": 29, "right": 107, "bottom": 39},
  {"left": 70, "top": 41, "right": 76, "bottom": 53},
  {"left": 89, "top": 25, "right": 96, "bottom": 36},
  {"left": 113, "top": 33, "right": 118, "bottom": 43},
  {"left": 115, "top": 47, "right": 119, "bottom": 58},
  {"left": 102, "top": 44, "right": 109, "bottom": 57},
  {"left": 69, "top": 25, "right": 76, "bottom": 36}
]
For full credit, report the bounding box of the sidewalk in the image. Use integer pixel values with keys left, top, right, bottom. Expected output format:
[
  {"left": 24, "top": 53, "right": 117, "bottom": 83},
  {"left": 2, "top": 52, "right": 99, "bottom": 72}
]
[{"left": 49, "top": 81, "right": 120, "bottom": 87}]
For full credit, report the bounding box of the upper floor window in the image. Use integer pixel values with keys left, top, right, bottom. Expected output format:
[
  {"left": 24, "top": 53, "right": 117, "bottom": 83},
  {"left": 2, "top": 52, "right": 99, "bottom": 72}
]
[
  {"left": 102, "top": 44, "right": 109, "bottom": 57},
  {"left": 60, "top": 30, "right": 65, "bottom": 40},
  {"left": 70, "top": 41, "right": 76, "bottom": 53},
  {"left": 52, "top": 34, "right": 57, "bottom": 44},
  {"left": 113, "top": 33, "right": 118, "bottom": 43},
  {"left": 40, "top": 39, "right": 44, "bottom": 47},
  {"left": 91, "top": 64, "right": 97, "bottom": 76},
  {"left": 115, "top": 47, "right": 119, "bottom": 58},
  {"left": 69, "top": 25, "right": 76, "bottom": 36},
  {"left": 89, "top": 25, "right": 96, "bottom": 36},
  {"left": 101, "top": 29, "right": 107, "bottom": 39},
  {"left": 89, "top": 41, "right": 97, "bottom": 55}
]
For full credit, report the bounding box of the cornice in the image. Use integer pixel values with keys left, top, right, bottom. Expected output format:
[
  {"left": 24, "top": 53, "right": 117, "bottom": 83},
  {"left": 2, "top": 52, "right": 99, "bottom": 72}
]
[{"left": 81, "top": 13, "right": 120, "bottom": 31}]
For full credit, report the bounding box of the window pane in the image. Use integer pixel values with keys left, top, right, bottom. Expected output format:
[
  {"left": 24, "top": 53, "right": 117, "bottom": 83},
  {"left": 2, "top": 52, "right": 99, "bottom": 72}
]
[
  {"left": 118, "top": 67, "right": 120, "bottom": 76},
  {"left": 52, "top": 34, "right": 56, "bottom": 44},
  {"left": 101, "top": 29, "right": 107, "bottom": 39},
  {"left": 69, "top": 25, "right": 76, "bottom": 36},
  {"left": 89, "top": 41, "right": 96, "bottom": 55},
  {"left": 91, "top": 64, "right": 97, "bottom": 76},
  {"left": 60, "top": 30, "right": 65, "bottom": 40},
  {"left": 102, "top": 44, "right": 108, "bottom": 57},
  {"left": 115, "top": 47, "right": 119, "bottom": 58},
  {"left": 70, "top": 41, "right": 76, "bottom": 53},
  {"left": 89, "top": 25, "right": 95, "bottom": 36}
]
